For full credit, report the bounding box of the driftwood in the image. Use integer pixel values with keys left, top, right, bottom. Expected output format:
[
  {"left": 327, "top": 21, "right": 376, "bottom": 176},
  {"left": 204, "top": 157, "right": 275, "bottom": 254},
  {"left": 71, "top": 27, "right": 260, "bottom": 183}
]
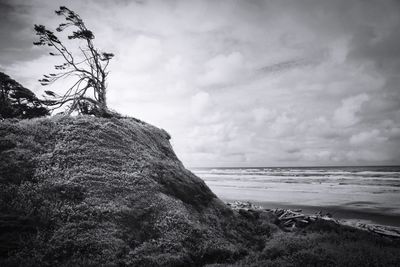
[
  {"left": 227, "top": 201, "right": 338, "bottom": 230},
  {"left": 226, "top": 201, "right": 400, "bottom": 238},
  {"left": 270, "top": 208, "right": 338, "bottom": 230},
  {"left": 341, "top": 221, "right": 400, "bottom": 238}
]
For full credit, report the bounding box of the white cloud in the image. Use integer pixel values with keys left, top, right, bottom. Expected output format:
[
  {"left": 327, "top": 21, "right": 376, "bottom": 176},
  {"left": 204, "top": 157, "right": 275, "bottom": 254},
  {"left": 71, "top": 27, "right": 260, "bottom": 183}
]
[
  {"left": 349, "top": 129, "right": 386, "bottom": 146},
  {"left": 190, "top": 91, "right": 211, "bottom": 116},
  {"left": 199, "top": 52, "right": 246, "bottom": 86},
  {"left": 333, "top": 94, "right": 369, "bottom": 127},
  {"left": 269, "top": 113, "right": 297, "bottom": 137},
  {"left": 118, "top": 35, "right": 163, "bottom": 72},
  {"left": 251, "top": 107, "right": 277, "bottom": 126}
]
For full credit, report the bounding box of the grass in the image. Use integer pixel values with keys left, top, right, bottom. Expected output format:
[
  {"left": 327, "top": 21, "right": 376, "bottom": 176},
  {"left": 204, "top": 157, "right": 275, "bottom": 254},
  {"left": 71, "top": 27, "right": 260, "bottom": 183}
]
[{"left": 223, "top": 220, "right": 400, "bottom": 267}]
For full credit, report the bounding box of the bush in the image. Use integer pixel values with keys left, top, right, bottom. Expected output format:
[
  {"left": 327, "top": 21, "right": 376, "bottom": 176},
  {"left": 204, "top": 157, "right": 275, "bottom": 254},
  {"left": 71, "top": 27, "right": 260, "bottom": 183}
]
[{"left": 0, "top": 72, "right": 49, "bottom": 119}]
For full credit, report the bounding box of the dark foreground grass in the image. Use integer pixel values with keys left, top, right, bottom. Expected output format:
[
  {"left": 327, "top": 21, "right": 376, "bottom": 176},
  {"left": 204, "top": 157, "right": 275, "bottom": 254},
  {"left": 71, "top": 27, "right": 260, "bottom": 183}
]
[{"left": 219, "top": 219, "right": 400, "bottom": 267}]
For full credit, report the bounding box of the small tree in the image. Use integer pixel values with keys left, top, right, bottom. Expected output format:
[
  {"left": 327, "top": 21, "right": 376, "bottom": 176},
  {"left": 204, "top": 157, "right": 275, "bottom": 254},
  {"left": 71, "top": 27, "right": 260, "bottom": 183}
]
[{"left": 33, "top": 6, "right": 114, "bottom": 116}]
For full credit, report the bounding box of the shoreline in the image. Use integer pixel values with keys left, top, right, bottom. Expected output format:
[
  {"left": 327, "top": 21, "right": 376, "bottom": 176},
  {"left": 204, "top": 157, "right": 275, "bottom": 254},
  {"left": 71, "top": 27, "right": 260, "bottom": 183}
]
[{"left": 222, "top": 198, "right": 400, "bottom": 228}]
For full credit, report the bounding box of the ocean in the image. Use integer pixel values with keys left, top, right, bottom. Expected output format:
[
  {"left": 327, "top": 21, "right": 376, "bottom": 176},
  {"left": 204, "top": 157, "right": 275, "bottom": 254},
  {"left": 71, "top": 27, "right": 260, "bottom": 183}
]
[{"left": 191, "top": 166, "right": 400, "bottom": 227}]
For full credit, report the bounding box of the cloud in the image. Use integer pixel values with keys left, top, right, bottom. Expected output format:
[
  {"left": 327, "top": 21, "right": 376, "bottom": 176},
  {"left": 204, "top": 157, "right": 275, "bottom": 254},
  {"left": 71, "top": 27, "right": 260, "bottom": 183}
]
[
  {"left": 1, "top": 0, "right": 400, "bottom": 166},
  {"left": 0, "top": 0, "right": 42, "bottom": 64},
  {"left": 269, "top": 113, "right": 297, "bottom": 137},
  {"left": 349, "top": 129, "right": 386, "bottom": 146},
  {"left": 199, "top": 52, "right": 246, "bottom": 86},
  {"left": 124, "top": 35, "right": 163, "bottom": 72},
  {"left": 251, "top": 107, "right": 277, "bottom": 126},
  {"left": 333, "top": 94, "right": 369, "bottom": 127},
  {"left": 190, "top": 91, "right": 210, "bottom": 116},
  {"left": 346, "top": 150, "right": 391, "bottom": 162}
]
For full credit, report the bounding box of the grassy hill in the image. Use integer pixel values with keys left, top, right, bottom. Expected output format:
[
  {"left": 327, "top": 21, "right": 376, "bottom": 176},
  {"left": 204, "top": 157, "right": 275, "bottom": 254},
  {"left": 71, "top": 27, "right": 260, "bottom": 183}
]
[{"left": 0, "top": 116, "right": 271, "bottom": 266}]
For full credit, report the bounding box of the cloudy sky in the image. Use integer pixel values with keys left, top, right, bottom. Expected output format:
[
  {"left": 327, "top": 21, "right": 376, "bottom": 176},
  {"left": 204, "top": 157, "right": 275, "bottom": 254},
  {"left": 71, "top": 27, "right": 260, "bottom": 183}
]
[{"left": 1, "top": 0, "right": 400, "bottom": 167}]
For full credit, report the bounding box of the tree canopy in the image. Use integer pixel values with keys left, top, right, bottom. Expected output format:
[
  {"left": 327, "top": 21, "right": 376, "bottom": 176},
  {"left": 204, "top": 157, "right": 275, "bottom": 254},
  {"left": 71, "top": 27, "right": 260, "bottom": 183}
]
[
  {"left": 34, "top": 6, "right": 114, "bottom": 117},
  {"left": 0, "top": 72, "right": 49, "bottom": 119}
]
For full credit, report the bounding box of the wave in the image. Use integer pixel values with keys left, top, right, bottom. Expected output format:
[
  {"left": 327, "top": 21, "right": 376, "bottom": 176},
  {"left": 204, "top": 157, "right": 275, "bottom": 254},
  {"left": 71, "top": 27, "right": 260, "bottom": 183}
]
[
  {"left": 192, "top": 167, "right": 400, "bottom": 179},
  {"left": 192, "top": 166, "right": 400, "bottom": 187}
]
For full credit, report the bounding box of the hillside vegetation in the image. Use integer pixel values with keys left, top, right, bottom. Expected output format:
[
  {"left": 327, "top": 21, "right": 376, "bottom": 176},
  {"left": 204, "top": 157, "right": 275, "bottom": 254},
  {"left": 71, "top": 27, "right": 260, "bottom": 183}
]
[
  {"left": 0, "top": 116, "right": 399, "bottom": 266},
  {"left": 0, "top": 116, "right": 273, "bottom": 266}
]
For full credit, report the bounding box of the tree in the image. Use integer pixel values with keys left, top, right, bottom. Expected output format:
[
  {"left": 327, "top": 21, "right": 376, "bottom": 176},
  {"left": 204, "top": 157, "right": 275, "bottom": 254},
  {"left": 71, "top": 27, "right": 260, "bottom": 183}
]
[
  {"left": 33, "top": 6, "right": 114, "bottom": 117},
  {"left": 0, "top": 72, "right": 49, "bottom": 119}
]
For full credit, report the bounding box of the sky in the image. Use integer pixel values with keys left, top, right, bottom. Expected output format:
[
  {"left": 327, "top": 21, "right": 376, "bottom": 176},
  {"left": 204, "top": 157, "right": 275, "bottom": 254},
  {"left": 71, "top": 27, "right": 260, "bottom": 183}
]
[{"left": 1, "top": 0, "right": 400, "bottom": 167}]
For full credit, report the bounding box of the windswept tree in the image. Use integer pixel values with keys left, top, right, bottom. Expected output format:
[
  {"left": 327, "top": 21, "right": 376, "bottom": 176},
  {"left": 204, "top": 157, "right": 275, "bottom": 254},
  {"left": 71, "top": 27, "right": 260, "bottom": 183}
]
[{"left": 33, "top": 6, "right": 114, "bottom": 116}]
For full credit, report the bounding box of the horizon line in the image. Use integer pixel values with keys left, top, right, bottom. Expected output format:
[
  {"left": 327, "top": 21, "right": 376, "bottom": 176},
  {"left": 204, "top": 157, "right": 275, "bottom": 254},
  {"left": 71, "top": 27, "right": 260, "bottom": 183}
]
[{"left": 187, "top": 164, "right": 400, "bottom": 169}]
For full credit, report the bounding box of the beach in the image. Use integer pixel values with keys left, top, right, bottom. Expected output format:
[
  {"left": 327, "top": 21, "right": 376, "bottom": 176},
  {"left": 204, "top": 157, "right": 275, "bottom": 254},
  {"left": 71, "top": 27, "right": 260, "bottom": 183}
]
[{"left": 192, "top": 166, "right": 400, "bottom": 227}]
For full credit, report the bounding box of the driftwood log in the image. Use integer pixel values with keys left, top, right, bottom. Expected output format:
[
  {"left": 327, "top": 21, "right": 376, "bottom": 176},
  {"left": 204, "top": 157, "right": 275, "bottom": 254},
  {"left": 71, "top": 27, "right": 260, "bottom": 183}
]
[{"left": 227, "top": 201, "right": 400, "bottom": 238}]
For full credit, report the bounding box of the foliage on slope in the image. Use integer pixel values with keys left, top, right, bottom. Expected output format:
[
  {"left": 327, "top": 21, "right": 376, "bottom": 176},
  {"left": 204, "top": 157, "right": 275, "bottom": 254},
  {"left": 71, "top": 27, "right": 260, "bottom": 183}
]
[{"left": 0, "top": 116, "right": 274, "bottom": 266}]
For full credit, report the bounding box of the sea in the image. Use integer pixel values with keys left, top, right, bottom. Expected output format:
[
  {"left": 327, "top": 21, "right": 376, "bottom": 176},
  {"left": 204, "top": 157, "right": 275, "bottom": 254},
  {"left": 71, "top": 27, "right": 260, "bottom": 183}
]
[{"left": 191, "top": 166, "right": 400, "bottom": 227}]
